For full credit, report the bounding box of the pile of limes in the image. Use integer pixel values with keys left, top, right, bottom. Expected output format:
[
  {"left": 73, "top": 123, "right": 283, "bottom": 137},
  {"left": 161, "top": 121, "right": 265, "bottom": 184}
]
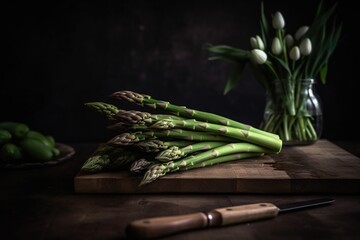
[{"left": 0, "top": 122, "right": 60, "bottom": 163}]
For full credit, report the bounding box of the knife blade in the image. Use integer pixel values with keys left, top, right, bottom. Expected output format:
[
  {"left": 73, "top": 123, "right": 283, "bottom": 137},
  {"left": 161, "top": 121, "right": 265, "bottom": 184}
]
[{"left": 125, "top": 198, "right": 334, "bottom": 239}]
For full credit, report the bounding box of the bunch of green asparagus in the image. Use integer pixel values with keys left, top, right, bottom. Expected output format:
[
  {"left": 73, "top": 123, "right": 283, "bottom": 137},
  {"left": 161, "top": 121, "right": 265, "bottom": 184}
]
[{"left": 82, "top": 90, "right": 282, "bottom": 185}]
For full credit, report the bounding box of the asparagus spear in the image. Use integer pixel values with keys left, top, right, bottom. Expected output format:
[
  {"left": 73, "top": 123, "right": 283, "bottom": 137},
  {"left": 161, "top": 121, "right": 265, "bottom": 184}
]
[
  {"left": 114, "top": 110, "right": 184, "bottom": 125},
  {"left": 81, "top": 145, "right": 146, "bottom": 173},
  {"left": 85, "top": 101, "right": 183, "bottom": 126},
  {"left": 114, "top": 110, "right": 151, "bottom": 125},
  {"left": 140, "top": 142, "right": 271, "bottom": 185},
  {"left": 107, "top": 114, "right": 187, "bottom": 133},
  {"left": 185, "top": 152, "right": 264, "bottom": 170},
  {"left": 132, "top": 152, "right": 262, "bottom": 185},
  {"left": 81, "top": 154, "right": 111, "bottom": 173},
  {"left": 133, "top": 139, "right": 193, "bottom": 152},
  {"left": 107, "top": 132, "right": 150, "bottom": 146},
  {"left": 151, "top": 119, "right": 282, "bottom": 153},
  {"left": 110, "top": 151, "right": 150, "bottom": 170},
  {"left": 111, "top": 91, "right": 279, "bottom": 139},
  {"left": 107, "top": 122, "right": 150, "bottom": 132},
  {"left": 107, "top": 129, "right": 233, "bottom": 146},
  {"left": 85, "top": 102, "right": 121, "bottom": 120},
  {"left": 156, "top": 141, "right": 227, "bottom": 162},
  {"left": 142, "top": 129, "right": 236, "bottom": 142},
  {"left": 130, "top": 158, "right": 154, "bottom": 174}
]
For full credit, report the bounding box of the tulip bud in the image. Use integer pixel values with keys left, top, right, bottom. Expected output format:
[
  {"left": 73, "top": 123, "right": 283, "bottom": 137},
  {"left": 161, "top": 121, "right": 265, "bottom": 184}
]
[
  {"left": 250, "top": 37, "right": 257, "bottom": 49},
  {"left": 256, "top": 35, "right": 265, "bottom": 50},
  {"left": 299, "top": 38, "right": 312, "bottom": 56},
  {"left": 295, "top": 26, "right": 309, "bottom": 40},
  {"left": 271, "top": 37, "right": 282, "bottom": 55},
  {"left": 251, "top": 49, "right": 267, "bottom": 64},
  {"left": 272, "top": 11, "right": 285, "bottom": 30},
  {"left": 289, "top": 46, "right": 300, "bottom": 61},
  {"left": 285, "top": 34, "right": 294, "bottom": 49},
  {"left": 250, "top": 36, "right": 265, "bottom": 50}
]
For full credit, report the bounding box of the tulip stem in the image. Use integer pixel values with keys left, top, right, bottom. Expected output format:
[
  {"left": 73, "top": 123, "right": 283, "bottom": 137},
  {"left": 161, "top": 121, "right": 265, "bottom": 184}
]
[
  {"left": 265, "top": 61, "right": 279, "bottom": 80},
  {"left": 277, "top": 29, "right": 289, "bottom": 66}
]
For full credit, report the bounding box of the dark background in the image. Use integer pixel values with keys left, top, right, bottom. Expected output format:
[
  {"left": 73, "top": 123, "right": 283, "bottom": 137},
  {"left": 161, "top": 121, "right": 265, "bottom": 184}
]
[{"left": 1, "top": 0, "right": 359, "bottom": 143}]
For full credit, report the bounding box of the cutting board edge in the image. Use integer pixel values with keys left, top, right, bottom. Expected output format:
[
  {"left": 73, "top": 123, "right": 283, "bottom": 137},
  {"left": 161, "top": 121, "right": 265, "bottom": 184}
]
[{"left": 74, "top": 174, "right": 360, "bottom": 194}]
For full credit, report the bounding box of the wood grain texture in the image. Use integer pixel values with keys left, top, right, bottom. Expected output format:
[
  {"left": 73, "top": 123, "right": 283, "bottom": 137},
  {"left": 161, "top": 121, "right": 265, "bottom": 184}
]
[{"left": 74, "top": 140, "right": 360, "bottom": 193}]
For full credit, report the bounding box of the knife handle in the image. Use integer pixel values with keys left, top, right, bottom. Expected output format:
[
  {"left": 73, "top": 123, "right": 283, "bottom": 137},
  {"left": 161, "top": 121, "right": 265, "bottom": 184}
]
[
  {"left": 125, "top": 203, "right": 279, "bottom": 239},
  {"left": 126, "top": 212, "right": 208, "bottom": 239}
]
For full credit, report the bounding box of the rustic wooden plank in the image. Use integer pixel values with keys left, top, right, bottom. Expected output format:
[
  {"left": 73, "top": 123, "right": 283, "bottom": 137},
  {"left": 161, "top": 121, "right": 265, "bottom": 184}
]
[{"left": 74, "top": 140, "right": 360, "bottom": 193}]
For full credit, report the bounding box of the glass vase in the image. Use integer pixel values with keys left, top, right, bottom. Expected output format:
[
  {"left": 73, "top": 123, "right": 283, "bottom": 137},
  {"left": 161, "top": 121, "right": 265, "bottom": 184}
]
[{"left": 261, "top": 78, "right": 323, "bottom": 145}]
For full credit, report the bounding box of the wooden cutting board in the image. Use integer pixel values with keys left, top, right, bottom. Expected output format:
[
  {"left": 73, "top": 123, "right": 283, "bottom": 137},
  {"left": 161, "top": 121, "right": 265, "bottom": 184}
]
[{"left": 74, "top": 140, "right": 360, "bottom": 194}]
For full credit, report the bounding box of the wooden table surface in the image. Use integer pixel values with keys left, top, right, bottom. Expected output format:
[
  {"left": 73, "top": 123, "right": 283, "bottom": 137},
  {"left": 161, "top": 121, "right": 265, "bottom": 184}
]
[{"left": 1, "top": 141, "right": 359, "bottom": 240}]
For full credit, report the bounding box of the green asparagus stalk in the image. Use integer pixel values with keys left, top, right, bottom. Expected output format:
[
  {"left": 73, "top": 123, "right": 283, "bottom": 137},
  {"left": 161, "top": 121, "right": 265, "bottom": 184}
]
[
  {"left": 134, "top": 152, "right": 263, "bottom": 181},
  {"left": 175, "top": 142, "right": 270, "bottom": 167},
  {"left": 133, "top": 139, "right": 193, "bottom": 152},
  {"left": 130, "top": 158, "right": 154, "bottom": 174},
  {"left": 107, "top": 129, "right": 235, "bottom": 146},
  {"left": 151, "top": 119, "right": 282, "bottom": 153},
  {"left": 107, "top": 132, "right": 150, "bottom": 146},
  {"left": 81, "top": 154, "right": 111, "bottom": 173},
  {"left": 111, "top": 90, "right": 279, "bottom": 139},
  {"left": 142, "top": 129, "right": 236, "bottom": 142},
  {"left": 156, "top": 141, "right": 227, "bottom": 162},
  {"left": 185, "top": 152, "right": 264, "bottom": 170},
  {"left": 114, "top": 110, "right": 151, "bottom": 124},
  {"left": 85, "top": 101, "right": 184, "bottom": 127},
  {"left": 140, "top": 142, "right": 271, "bottom": 185},
  {"left": 81, "top": 144, "right": 146, "bottom": 173},
  {"left": 107, "top": 114, "right": 186, "bottom": 133},
  {"left": 85, "top": 102, "right": 121, "bottom": 120},
  {"left": 114, "top": 110, "right": 184, "bottom": 125},
  {"left": 110, "top": 151, "right": 150, "bottom": 170},
  {"left": 107, "top": 122, "right": 150, "bottom": 132},
  {"left": 81, "top": 144, "right": 114, "bottom": 173}
]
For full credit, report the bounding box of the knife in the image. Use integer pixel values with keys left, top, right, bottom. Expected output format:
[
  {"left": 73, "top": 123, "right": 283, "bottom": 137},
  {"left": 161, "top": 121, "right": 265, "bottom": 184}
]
[{"left": 125, "top": 198, "right": 334, "bottom": 239}]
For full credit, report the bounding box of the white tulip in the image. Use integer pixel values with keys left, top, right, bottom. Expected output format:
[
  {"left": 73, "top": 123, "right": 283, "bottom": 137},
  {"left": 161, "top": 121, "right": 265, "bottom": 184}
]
[
  {"left": 256, "top": 35, "right": 265, "bottom": 50},
  {"left": 300, "top": 38, "right": 312, "bottom": 56},
  {"left": 289, "top": 46, "right": 300, "bottom": 61},
  {"left": 285, "top": 34, "right": 294, "bottom": 49},
  {"left": 271, "top": 37, "right": 282, "bottom": 55},
  {"left": 250, "top": 37, "right": 257, "bottom": 49},
  {"left": 251, "top": 49, "right": 268, "bottom": 64},
  {"left": 295, "top": 26, "right": 309, "bottom": 40},
  {"left": 272, "top": 11, "right": 285, "bottom": 29},
  {"left": 250, "top": 36, "right": 265, "bottom": 50}
]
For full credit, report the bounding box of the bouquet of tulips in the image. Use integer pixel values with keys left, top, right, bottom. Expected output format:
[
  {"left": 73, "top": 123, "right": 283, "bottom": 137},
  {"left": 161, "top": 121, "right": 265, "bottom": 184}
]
[{"left": 207, "top": 1, "right": 342, "bottom": 144}]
